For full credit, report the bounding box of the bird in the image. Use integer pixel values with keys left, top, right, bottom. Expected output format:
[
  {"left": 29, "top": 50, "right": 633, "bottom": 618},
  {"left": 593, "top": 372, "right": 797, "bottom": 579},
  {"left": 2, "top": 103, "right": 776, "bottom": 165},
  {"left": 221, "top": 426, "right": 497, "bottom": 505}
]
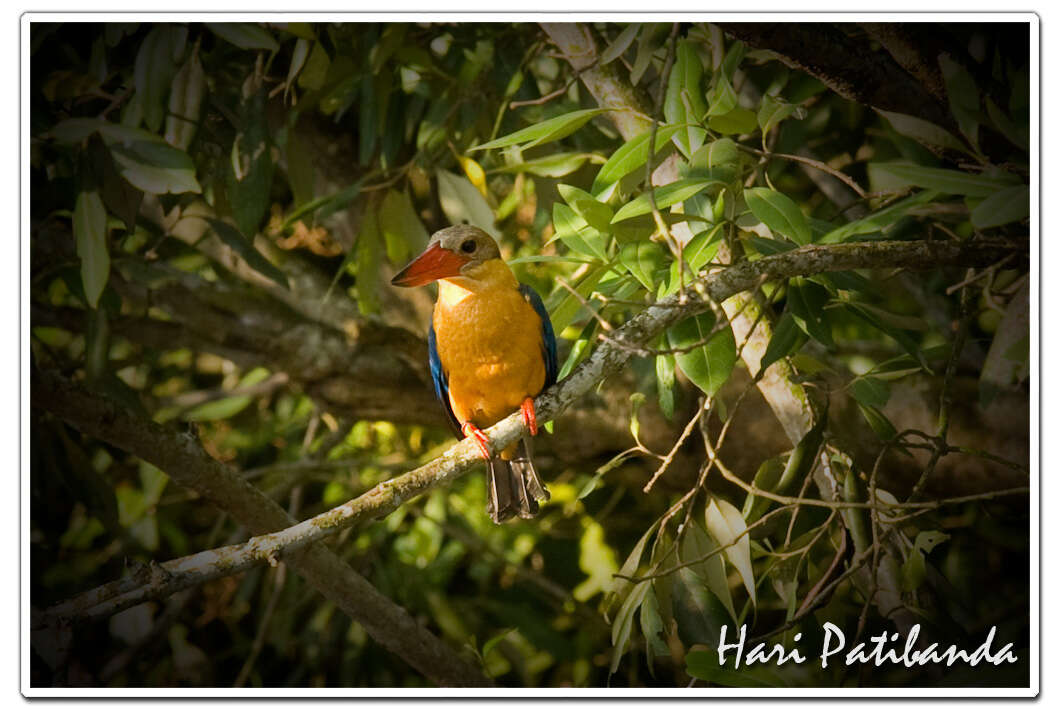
[{"left": 391, "top": 225, "right": 557, "bottom": 523}]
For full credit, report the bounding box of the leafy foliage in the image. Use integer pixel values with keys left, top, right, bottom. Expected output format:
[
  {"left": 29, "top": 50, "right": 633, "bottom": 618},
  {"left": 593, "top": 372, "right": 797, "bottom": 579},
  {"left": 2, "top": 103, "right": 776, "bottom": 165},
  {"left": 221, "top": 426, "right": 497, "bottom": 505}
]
[{"left": 30, "top": 21, "right": 1030, "bottom": 689}]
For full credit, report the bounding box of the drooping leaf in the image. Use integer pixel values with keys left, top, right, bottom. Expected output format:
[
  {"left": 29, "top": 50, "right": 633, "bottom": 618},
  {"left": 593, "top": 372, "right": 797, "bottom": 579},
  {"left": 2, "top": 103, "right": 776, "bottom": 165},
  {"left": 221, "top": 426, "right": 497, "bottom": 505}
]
[
  {"left": 704, "top": 496, "right": 756, "bottom": 605},
  {"left": 353, "top": 207, "right": 383, "bottom": 315},
  {"left": 85, "top": 134, "right": 142, "bottom": 233},
  {"left": 664, "top": 40, "right": 708, "bottom": 157},
  {"left": 437, "top": 170, "right": 495, "bottom": 234},
  {"left": 134, "top": 25, "right": 183, "bottom": 132},
  {"left": 970, "top": 184, "right": 1029, "bottom": 229},
  {"left": 655, "top": 349, "right": 676, "bottom": 419},
  {"left": 226, "top": 86, "right": 274, "bottom": 237},
  {"left": 849, "top": 376, "right": 891, "bottom": 408},
  {"left": 378, "top": 189, "right": 428, "bottom": 264},
  {"left": 680, "top": 522, "right": 735, "bottom": 621},
  {"left": 758, "top": 310, "right": 804, "bottom": 374},
  {"left": 786, "top": 278, "right": 834, "bottom": 347},
  {"left": 204, "top": 217, "right": 289, "bottom": 289},
  {"left": 206, "top": 22, "right": 279, "bottom": 52},
  {"left": 164, "top": 40, "right": 204, "bottom": 151},
  {"left": 73, "top": 190, "right": 109, "bottom": 309},
  {"left": 600, "top": 24, "right": 641, "bottom": 65},
  {"left": 671, "top": 567, "right": 730, "bottom": 648}
]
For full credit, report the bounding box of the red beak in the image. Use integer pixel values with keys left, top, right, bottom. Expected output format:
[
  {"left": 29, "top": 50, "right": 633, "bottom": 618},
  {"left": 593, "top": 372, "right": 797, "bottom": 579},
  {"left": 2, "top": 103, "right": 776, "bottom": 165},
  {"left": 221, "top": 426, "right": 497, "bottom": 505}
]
[{"left": 391, "top": 243, "right": 470, "bottom": 287}]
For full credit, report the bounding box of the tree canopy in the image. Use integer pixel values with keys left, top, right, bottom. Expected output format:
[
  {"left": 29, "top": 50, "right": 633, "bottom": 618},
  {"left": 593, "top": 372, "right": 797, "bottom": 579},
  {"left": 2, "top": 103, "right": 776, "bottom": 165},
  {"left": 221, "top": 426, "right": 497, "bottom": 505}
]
[{"left": 29, "top": 21, "right": 1031, "bottom": 689}]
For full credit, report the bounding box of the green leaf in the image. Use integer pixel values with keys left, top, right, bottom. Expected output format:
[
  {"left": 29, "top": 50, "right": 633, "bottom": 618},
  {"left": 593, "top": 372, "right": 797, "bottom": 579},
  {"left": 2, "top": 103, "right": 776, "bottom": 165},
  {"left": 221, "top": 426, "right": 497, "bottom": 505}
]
[
  {"left": 353, "top": 208, "right": 383, "bottom": 315},
  {"left": 185, "top": 367, "right": 270, "bottom": 421},
  {"left": 667, "top": 312, "right": 736, "bottom": 397},
  {"left": 592, "top": 125, "right": 682, "bottom": 195},
  {"left": 849, "top": 376, "right": 890, "bottom": 408},
  {"left": 109, "top": 141, "right": 201, "bottom": 195},
  {"left": 680, "top": 522, "right": 735, "bottom": 621},
  {"left": 970, "top": 184, "right": 1029, "bottom": 229},
  {"left": 706, "top": 73, "right": 738, "bottom": 117},
  {"left": 610, "top": 580, "right": 650, "bottom": 675},
  {"left": 86, "top": 134, "right": 142, "bottom": 233},
  {"left": 206, "top": 23, "right": 279, "bottom": 52},
  {"left": 844, "top": 301, "right": 930, "bottom": 372},
  {"left": 708, "top": 107, "right": 758, "bottom": 135},
  {"left": 672, "top": 568, "right": 730, "bottom": 648},
  {"left": 758, "top": 94, "right": 800, "bottom": 136},
  {"left": 551, "top": 203, "right": 608, "bottom": 261},
  {"left": 226, "top": 87, "right": 274, "bottom": 237},
  {"left": 704, "top": 497, "right": 756, "bottom": 605},
  {"left": 656, "top": 351, "right": 676, "bottom": 420},
  {"left": 640, "top": 585, "right": 670, "bottom": 671},
  {"left": 690, "top": 137, "right": 741, "bottom": 171},
  {"left": 664, "top": 41, "right": 708, "bottom": 157},
  {"left": 496, "top": 152, "right": 591, "bottom": 178},
  {"left": 744, "top": 187, "right": 812, "bottom": 245},
  {"left": 664, "top": 223, "right": 723, "bottom": 296},
  {"left": 548, "top": 265, "right": 607, "bottom": 336},
  {"left": 619, "top": 240, "right": 666, "bottom": 290},
  {"left": 164, "top": 41, "right": 205, "bottom": 152},
  {"left": 470, "top": 108, "right": 608, "bottom": 151},
  {"left": 297, "top": 41, "right": 331, "bottom": 91},
  {"left": 686, "top": 651, "right": 785, "bottom": 687},
  {"left": 878, "top": 109, "right": 970, "bottom": 154},
  {"left": 857, "top": 403, "right": 897, "bottom": 441},
  {"left": 786, "top": 278, "right": 833, "bottom": 347},
  {"left": 869, "top": 162, "right": 1020, "bottom": 197},
  {"left": 758, "top": 310, "right": 803, "bottom": 374},
  {"left": 742, "top": 456, "right": 786, "bottom": 523},
  {"left": 558, "top": 184, "right": 614, "bottom": 233},
  {"left": 819, "top": 190, "right": 940, "bottom": 244},
  {"left": 601, "top": 24, "right": 641, "bottom": 65},
  {"left": 378, "top": 189, "right": 428, "bottom": 264},
  {"left": 940, "top": 55, "right": 981, "bottom": 152},
  {"left": 606, "top": 520, "right": 659, "bottom": 619},
  {"left": 73, "top": 190, "right": 110, "bottom": 309},
  {"left": 134, "top": 26, "right": 183, "bottom": 132},
  {"left": 436, "top": 170, "right": 495, "bottom": 234},
  {"left": 612, "top": 178, "right": 722, "bottom": 222},
  {"left": 204, "top": 218, "right": 288, "bottom": 289}
]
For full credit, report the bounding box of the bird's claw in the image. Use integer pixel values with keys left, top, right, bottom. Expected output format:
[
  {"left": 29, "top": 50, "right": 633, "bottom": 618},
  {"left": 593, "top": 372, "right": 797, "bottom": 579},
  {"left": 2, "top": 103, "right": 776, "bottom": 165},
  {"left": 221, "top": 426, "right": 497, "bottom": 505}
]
[
  {"left": 461, "top": 422, "right": 493, "bottom": 460},
  {"left": 521, "top": 397, "right": 538, "bottom": 436}
]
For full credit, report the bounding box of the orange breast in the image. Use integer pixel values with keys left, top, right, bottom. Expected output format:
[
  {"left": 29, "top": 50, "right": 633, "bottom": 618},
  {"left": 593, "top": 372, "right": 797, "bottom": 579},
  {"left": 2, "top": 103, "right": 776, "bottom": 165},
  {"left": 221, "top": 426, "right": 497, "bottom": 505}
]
[{"left": 433, "top": 282, "right": 546, "bottom": 429}]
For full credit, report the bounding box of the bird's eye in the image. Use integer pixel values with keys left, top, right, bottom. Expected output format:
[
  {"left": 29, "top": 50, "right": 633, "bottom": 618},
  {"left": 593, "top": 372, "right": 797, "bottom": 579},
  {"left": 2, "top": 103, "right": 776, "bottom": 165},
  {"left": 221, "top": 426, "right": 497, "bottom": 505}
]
[{"left": 460, "top": 239, "right": 477, "bottom": 254}]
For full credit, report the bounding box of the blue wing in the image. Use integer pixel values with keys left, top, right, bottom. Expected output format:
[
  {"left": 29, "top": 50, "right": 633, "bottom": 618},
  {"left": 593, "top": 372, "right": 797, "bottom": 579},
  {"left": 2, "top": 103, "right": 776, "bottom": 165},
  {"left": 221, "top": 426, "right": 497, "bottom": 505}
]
[
  {"left": 428, "top": 323, "right": 461, "bottom": 435},
  {"left": 519, "top": 284, "right": 558, "bottom": 390}
]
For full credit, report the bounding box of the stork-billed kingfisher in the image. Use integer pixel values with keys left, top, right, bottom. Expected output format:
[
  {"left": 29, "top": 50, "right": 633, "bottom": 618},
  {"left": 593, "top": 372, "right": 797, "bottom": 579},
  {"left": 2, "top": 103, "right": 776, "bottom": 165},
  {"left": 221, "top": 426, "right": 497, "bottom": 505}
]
[{"left": 391, "top": 225, "right": 557, "bottom": 523}]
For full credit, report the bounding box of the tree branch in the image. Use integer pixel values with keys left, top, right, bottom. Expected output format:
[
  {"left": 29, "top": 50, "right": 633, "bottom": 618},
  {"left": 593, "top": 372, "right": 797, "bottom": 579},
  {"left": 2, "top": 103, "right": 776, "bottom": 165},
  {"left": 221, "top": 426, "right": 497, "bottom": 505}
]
[
  {"left": 32, "top": 370, "right": 493, "bottom": 688},
  {"left": 37, "top": 237, "right": 1017, "bottom": 628},
  {"left": 717, "top": 22, "right": 956, "bottom": 133}
]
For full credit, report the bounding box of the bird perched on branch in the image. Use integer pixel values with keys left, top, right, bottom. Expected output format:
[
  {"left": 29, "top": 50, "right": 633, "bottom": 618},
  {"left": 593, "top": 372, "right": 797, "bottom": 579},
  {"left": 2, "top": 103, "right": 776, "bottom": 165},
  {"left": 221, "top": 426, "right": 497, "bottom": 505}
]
[{"left": 391, "top": 225, "right": 557, "bottom": 523}]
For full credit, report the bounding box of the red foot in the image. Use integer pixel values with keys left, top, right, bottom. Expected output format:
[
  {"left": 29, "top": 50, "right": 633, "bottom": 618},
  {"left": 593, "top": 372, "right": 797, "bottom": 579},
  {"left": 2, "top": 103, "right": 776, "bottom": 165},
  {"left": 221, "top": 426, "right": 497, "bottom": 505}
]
[
  {"left": 461, "top": 422, "right": 492, "bottom": 460},
  {"left": 521, "top": 397, "right": 538, "bottom": 436}
]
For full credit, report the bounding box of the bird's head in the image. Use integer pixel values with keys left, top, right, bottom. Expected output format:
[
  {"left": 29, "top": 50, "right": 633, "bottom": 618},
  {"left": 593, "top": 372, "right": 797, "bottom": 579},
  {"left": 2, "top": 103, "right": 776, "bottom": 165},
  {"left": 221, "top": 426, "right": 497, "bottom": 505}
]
[{"left": 391, "top": 225, "right": 502, "bottom": 287}]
